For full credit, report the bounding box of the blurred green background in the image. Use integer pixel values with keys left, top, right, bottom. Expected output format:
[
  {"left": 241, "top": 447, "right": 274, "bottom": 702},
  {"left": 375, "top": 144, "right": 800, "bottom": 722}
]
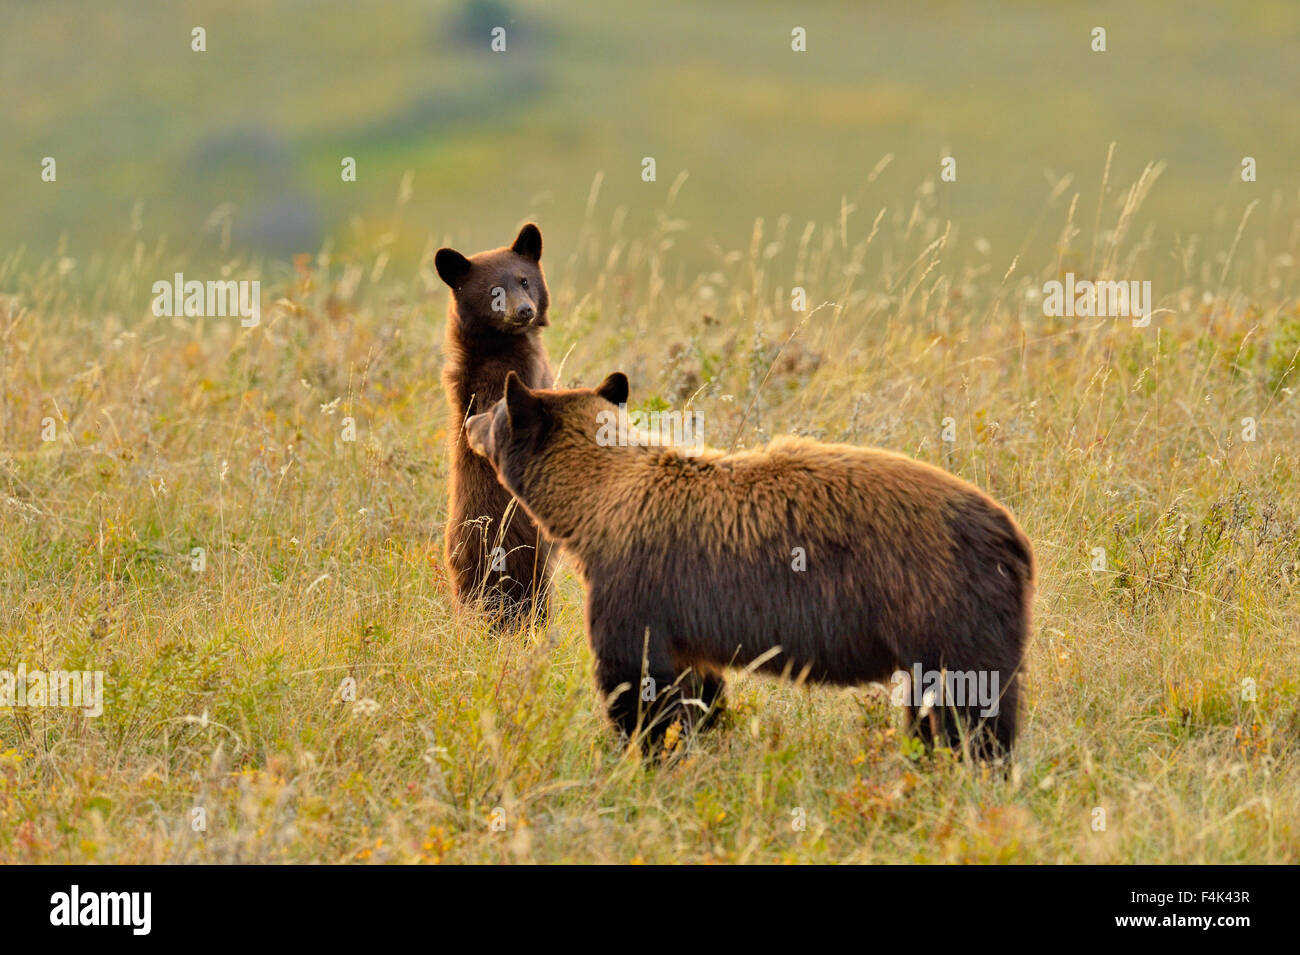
[{"left": 2, "top": 0, "right": 1296, "bottom": 276}]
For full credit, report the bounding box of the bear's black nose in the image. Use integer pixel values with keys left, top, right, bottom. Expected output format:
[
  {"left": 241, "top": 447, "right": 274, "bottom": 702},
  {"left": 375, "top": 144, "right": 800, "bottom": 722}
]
[{"left": 516, "top": 304, "right": 535, "bottom": 323}]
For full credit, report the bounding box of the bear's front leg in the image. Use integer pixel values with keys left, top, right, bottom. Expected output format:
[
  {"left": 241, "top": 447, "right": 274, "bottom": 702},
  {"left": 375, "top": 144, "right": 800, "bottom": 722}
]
[
  {"left": 679, "top": 667, "right": 727, "bottom": 731},
  {"left": 593, "top": 654, "right": 683, "bottom": 750},
  {"left": 590, "top": 612, "right": 717, "bottom": 750}
]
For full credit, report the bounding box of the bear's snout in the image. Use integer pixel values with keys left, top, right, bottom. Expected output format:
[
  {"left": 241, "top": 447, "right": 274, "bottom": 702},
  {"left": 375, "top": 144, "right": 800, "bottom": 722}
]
[
  {"left": 515, "top": 303, "right": 536, "bottom": 325},
  {"left": 465, "top": 411, "right": 495, "bottom": 459}
]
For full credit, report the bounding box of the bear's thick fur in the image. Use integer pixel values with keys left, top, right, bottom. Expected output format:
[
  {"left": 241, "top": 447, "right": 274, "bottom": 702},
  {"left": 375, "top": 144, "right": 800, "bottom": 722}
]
[
  {"left": 437, "top": 223, "right": 556, "bottom": 625},
  {"left": 466, "top": 372, "right": 1034, "bottom": 758}
]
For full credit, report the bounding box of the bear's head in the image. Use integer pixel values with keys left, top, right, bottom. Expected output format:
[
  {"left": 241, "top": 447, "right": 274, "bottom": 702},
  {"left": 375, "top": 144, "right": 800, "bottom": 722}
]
[
  {"left": 465, "top": 370, "right": 630, "bottom": 540},
  {"left": 435, "top": 223, "right": 549, "bottom": 336}
]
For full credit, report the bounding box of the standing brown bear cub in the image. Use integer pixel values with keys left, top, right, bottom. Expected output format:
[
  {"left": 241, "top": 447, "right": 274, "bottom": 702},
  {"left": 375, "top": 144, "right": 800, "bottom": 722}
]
[
  {"left": 467, "top": 372, "right": 1035, "bottom": 758},
  {"left": 438, "top": 223, "right": 556, "bottom": 626}
]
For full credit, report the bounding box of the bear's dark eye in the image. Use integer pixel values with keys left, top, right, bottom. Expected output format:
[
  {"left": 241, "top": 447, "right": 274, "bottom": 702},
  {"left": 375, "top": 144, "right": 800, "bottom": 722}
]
[{"left": 520, "top": 277, "right": 528, "bottom": 288}]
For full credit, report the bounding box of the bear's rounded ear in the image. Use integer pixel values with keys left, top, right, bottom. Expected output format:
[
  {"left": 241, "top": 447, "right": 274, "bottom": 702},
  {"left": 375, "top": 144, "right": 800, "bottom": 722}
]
[
  {"left": 504, "top": 371, "right": 544, "bottom": 429},
  {"left": 511, "top": 223, "right": 542, "bottom": 261},
  {"left": 435, "top": 248, "right": 472, "bottom": 288},
  {"left": 595, "top": 372, "right": 629, "bottom": 406}
]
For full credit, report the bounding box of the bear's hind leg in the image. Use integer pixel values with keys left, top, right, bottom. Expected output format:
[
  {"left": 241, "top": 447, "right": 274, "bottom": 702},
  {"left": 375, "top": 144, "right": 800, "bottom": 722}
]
[
  {"left": 971, "top": 672, "right": 1019, "bottom": 761},
  {"left": 912, "top": 690, "right": 1018, "bottom": 762}
]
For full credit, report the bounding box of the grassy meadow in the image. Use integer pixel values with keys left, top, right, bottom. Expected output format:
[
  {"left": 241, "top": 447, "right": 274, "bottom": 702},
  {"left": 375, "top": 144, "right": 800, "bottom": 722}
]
[
  {"left": 4, "top": 0, "right": 1299, "bottom": 271},
  {"left": 2, "top": 0, "right": 1299, "bottom": 864},
  {"left": 2, "top": 164, "right": 1299, "bottom": 863}
]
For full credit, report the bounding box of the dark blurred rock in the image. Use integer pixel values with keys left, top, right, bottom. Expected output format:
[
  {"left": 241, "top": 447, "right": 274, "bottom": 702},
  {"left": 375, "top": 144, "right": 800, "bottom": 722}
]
[{"left": 182, "top": 124, "right": 322, "bottom": 257}]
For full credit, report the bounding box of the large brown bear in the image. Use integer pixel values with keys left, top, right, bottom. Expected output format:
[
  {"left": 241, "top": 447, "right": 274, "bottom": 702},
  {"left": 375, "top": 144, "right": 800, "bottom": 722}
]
[
  {"left": 437, "top": 223, "right": 556, "bottom": 626},
  {"left": 465, "top": 372, "right": 1035, "bottom": 759}
]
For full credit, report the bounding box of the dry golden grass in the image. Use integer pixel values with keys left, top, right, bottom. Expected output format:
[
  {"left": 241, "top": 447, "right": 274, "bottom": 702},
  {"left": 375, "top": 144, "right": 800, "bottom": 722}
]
[{"left": 1, "top": 168, "right": 1298, "bottom": 863}]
